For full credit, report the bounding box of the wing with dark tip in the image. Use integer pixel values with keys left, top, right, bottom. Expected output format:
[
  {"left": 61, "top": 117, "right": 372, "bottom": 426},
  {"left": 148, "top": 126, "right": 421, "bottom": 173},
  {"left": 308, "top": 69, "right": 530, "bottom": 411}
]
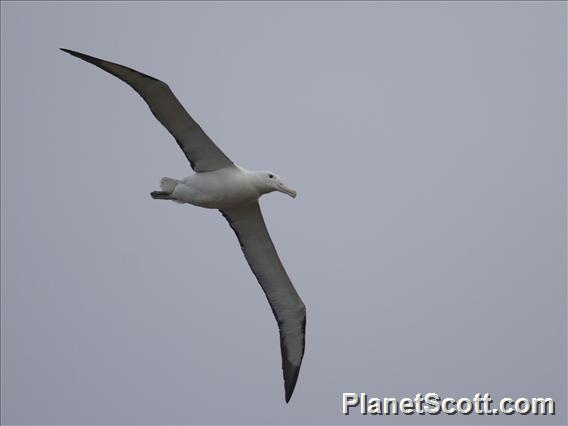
[
  {"left": 61, "top": 48, "right": 234, "bottom": 172},
  {"left": 220, "top": 202, "right": 306, "bottom": 403}
]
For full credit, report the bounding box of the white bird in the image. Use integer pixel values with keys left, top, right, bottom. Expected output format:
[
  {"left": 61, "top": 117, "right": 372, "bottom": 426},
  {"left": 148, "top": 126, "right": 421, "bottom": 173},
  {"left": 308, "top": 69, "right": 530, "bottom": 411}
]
[{"left": 61, "top": 49, "right": 306, "bottom": 403}]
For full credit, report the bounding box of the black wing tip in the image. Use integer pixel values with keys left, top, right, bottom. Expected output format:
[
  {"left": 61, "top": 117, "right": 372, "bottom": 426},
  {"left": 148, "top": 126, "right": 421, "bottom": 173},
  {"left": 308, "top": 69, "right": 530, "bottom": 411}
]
[
  {"left": 283, "top": 357, "right": 303, "bottom": 403},
  {"left": 60, "top": 47, "right": 165, "bottom": 85},
  {"left": 60, "top": 48, "right": 84, "bottom": 57},
  {"left": 60, "top": 48, "right": 102, "bottom": 65},
  {"left": 282, "top": 325, "right": 306, "bottom": 403}
]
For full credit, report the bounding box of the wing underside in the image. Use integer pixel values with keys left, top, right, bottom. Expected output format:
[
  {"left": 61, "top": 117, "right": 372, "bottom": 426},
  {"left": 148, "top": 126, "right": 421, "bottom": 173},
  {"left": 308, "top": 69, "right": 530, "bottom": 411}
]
[
  {"left": 61, "top": 48, "right": 233, "bottom": 172},
  {"left": 220, "top": 202, "right": 306, "bottom": 402}
]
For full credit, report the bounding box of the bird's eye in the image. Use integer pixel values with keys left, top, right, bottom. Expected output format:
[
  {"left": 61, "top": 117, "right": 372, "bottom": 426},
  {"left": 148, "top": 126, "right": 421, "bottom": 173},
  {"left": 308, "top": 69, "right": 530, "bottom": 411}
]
[{"left": 269, "top": 174, "right": 274, "bottom": 178}]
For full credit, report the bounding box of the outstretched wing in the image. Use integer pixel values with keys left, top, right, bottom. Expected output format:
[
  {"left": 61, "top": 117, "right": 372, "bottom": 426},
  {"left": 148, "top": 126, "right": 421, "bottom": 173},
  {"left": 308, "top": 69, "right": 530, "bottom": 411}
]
[
  {"left": 61, "top": 48, "right": 233, "bottom": 172},
  {"left": 220, "top": 202, "right": 306, "bottom": 403}
]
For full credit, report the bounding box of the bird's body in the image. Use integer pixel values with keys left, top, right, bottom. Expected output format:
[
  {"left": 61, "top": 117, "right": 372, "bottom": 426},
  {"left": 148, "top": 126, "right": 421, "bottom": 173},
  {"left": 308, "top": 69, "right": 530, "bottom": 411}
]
[
  {"left": 62, "top": 48, "right": 306, "bottom": 403},
  {"left": 160, "top": 165, "right": 296, "bottom": 209}
]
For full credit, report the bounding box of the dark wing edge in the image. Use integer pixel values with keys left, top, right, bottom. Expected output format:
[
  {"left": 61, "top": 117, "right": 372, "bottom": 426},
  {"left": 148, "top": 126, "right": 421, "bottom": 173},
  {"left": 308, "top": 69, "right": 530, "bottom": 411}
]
[
  {"left": 220, "top": 202, "right": 306, "bottom": 403},
  {"left": 60, "top": 48, "right": 233, "bottom": 172},
  {"left": 280, "top": 315, "right": 307, "bottom": 403}
]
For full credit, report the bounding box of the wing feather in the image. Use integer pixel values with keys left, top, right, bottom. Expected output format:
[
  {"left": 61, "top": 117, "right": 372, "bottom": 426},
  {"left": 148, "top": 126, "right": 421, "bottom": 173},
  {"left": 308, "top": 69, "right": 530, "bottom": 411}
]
[
  {"left": 61, "top": 48, "right": 233, "bottom": 172},
  {"left": 220, "top": 202, "right": 306, "bottom": 403}
]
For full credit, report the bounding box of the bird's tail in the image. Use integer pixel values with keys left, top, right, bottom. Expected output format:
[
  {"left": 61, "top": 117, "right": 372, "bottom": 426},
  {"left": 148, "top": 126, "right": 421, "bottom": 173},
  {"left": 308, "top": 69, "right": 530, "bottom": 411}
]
[
  {"left": 160, "top": 177, "right": 179, "bottom": 193},
  {"left": 150, "top": 177, "right": 179, "bottom": 200},
  {"left": 150, "top": 191, "right": 172, "bottom": 200}
]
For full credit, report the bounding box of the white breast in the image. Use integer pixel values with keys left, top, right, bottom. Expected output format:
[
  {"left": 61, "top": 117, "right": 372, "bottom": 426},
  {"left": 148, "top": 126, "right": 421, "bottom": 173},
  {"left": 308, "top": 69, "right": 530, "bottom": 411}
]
[{"left": 173, "top": 166, "right": 260, "bottom": 209}]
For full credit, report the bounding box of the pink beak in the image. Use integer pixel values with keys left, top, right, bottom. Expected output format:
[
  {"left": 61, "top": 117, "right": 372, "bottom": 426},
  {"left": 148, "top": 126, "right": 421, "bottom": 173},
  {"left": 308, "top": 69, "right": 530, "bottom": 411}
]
[{"left": 278, "top": 182, "right": 297, "bottom": 198}]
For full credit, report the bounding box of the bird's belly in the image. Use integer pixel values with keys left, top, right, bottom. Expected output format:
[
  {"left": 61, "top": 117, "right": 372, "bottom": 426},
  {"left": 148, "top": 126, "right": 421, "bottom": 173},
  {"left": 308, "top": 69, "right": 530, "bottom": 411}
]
[{"left": 172, "top": 180, "right": 257, "bottom": 209}]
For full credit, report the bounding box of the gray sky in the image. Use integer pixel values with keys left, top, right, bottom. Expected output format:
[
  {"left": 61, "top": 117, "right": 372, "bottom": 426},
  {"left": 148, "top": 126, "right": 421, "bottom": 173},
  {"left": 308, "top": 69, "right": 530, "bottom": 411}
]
[{"left": 1, "top": 1, "right": 566, "bottom": 425}]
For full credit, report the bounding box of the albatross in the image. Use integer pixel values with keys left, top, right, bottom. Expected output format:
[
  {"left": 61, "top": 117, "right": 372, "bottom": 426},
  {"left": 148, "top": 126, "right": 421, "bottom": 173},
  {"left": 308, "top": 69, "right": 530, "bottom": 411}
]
[{"left": 61, "top": 48, "right": 306, "bottom": 403}]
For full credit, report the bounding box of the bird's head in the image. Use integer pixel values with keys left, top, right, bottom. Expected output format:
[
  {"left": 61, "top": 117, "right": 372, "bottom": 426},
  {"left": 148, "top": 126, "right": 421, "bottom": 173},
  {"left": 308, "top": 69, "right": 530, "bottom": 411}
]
[{"left": 256, "top": 171, "right": 297, "bottom": 198}]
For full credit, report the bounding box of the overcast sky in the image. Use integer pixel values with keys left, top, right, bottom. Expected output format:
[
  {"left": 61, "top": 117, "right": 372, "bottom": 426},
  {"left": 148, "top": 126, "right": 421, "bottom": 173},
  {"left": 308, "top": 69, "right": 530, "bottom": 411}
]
[{"left": 1, "top": 1, "right": 566, "bottom": 425}]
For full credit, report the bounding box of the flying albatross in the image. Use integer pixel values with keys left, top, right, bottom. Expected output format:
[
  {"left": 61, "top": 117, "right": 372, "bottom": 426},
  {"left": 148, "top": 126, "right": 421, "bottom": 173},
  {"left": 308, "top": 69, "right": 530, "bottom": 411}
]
[{"left": 61, "top": 48, "right": 306, "bottom": 403}]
